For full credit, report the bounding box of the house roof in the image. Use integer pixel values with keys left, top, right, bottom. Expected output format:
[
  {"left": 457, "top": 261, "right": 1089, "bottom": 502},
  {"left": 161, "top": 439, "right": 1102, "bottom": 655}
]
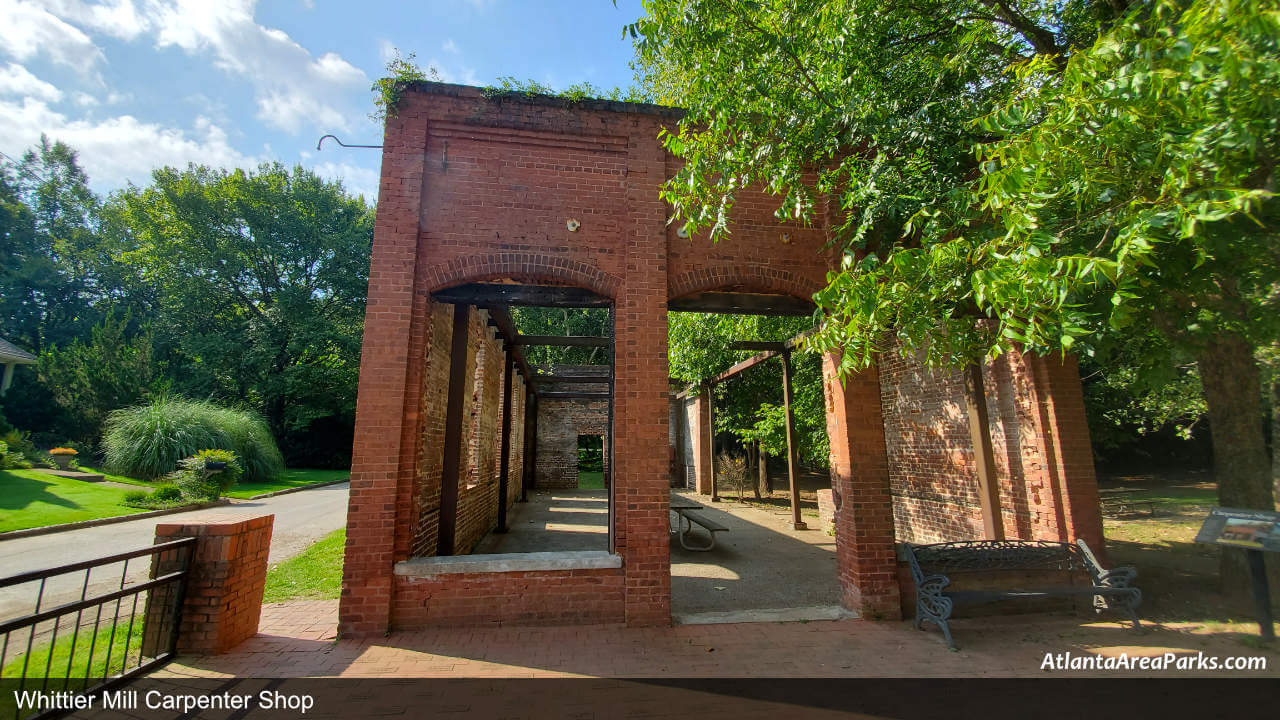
[{"left": 0, "top": 338, "right": 37, "bottom": 365}]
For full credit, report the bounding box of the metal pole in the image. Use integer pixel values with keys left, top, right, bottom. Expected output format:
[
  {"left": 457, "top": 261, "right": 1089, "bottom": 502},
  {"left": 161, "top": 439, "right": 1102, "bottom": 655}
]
[
  {"left": 781, "top": 350, "right": 806, "bottom": 530},
  {"left": 1247, "top": 549, "right": 1275, "bottom": 641}
]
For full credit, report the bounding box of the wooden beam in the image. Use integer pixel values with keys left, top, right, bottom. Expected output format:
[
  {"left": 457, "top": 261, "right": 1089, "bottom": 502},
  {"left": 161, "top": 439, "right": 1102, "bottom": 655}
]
[
  {"left": 669, "top": 291, "right": 814, "bottom": 316},
  {"left": 437, "top": 304, "right": 471, "bottom": 556},
  {"left": 516, "top": 335, "right": 611, "bottom": 347},
  {"left": 525, "top": 390, "right": 539, "bottom": 497},
  {"left": 485, "top": 307, "right": 535, "bottom": 388},
  {"left": 708, "top": 350, "right": 782, "bottom": 385},
  {"left": 965, "top": 363, "right": 1005, "bottom": 540},
  {"left": 520, "top": 388, "right": 536, "bottom": 502},
  {"left": 496, "top": 347, "right": 515, "bottom": 533},
  {"left": 781, "top": 350, "right": 806, "bottom": 530},
  {"left": 538, "top": 391, "right": 612, "bottom": 400},
  {"left": 730, "top": 341, "right": 786, "bottom": 351},
  {"left": 433, "top": 283, "right": 612, "bottom": 308},
  {"left": 530, "top": 374, "right": 611, "bottom": 383}
]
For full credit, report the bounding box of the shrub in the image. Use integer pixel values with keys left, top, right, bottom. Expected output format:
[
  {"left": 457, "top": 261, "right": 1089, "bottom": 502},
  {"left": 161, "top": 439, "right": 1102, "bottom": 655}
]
[
  {"left": 0, "top": 431, "right": 39, "bottom": 469},
  {"left": 48, "top": 447, "right": 78, "bottom": 456},
  {"left": 123, "top": 483, "right": 188, "bottom": 509},
  {"left": 170, "top": 449, "right": 243, "bottom": 502},
  {"left": 102, "top": 398, "right": 283, "bottom": 482},
  {"left": 151, "top": 484, "right": 183, "bottom": 503}
]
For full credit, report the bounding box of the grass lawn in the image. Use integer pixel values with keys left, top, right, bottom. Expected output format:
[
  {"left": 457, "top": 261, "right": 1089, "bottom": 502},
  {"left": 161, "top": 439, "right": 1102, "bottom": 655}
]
[
  {"left": 1, "top": 619, "right": 144, "bottom": 681},
  {"left": 73, "top": 465, "right": 152, "bottom": 488},
  {"left": 577, "top": 470, "right": 605, "bottom": 490},
  {"left": 223, "top": 468, "right": 349, "bottom": 499},
  {"left": 0, "top": 470, "right": 149, "bottom": 533},
  {"left": 1100, "top": 472, "right": 1280, "bottom": 645},
  {"left": 263, "top": 528, "right": 345, "bottom": 602}
]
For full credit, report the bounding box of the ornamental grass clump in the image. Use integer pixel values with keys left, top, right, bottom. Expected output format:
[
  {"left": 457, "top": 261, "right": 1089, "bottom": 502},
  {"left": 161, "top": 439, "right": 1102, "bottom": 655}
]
[{"left": 102, "top": 398, "right": 283, "bottom": 482}]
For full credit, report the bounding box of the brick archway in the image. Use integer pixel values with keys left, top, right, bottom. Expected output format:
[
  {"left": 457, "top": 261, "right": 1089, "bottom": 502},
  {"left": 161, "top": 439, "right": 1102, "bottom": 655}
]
[
  {"left": 667, "top": 264, "right": 823, "bottom": 305},
  {"left": 425, "top": 251, "right": 623, "bottom": 299}
]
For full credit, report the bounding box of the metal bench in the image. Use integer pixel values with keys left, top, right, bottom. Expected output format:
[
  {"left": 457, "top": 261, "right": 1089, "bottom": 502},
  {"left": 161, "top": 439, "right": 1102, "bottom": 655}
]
[
  {"left": 904, "top": 539, "right": 1142, "bottom": 649},
  {"left": 672, "top": 507, "right": 729, "bottom": 551}
]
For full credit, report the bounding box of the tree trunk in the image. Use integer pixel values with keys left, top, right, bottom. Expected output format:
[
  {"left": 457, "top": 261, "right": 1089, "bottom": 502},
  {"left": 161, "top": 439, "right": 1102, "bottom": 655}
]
[
  {"left": 1197, "top": 332, "right": 1275, "bottom": 594},
  {"left": 758, "top": 441, "right": 771, "bottom": 498}
]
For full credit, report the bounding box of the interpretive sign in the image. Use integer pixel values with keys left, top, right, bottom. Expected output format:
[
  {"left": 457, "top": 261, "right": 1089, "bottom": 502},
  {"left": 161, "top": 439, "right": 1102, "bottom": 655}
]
[
  {"left": 1193, "top": 507, "right": 1280, "bottom": 551},
  {"left": 1194, "top": 506, "right": 1278, "bottom": 641}
]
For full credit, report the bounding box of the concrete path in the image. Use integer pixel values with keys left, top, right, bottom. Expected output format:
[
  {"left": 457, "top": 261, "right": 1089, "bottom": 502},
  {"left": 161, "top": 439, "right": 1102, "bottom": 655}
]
[
  {"left": 670, "top": 490, "right": 841, "bottom": 619},
  {"left": 0, "top": 482, "right": 349, "bottom": 622}
]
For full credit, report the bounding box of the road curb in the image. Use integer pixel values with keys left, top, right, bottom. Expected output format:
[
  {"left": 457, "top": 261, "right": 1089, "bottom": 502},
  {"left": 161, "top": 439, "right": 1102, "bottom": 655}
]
[
  {"left": 0, "top": 499, "right": 233, "bottom": 541},
  {"left": 243, "top": 478, "right": 350, "bottom": 500}
]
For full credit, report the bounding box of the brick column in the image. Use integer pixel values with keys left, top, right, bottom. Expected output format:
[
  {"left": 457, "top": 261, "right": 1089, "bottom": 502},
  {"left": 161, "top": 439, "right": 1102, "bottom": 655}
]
[
  {"left": 691, "top": 391, "right": 712, "bottom": 495},
  {"left": 822, "top": 354, "right": 901, "bottom": 620},
  {"left": 341, "top": 96, "right": 430, "bottom": 636},
  {"left": 1027, "top": 353, "right": 1105, "bottom": 557},
  {"left": 616, "top": 118, "right": 672, "bottom": 627},
  {"left": 152, "top": 514, "right": 273, "bottom": 654}
]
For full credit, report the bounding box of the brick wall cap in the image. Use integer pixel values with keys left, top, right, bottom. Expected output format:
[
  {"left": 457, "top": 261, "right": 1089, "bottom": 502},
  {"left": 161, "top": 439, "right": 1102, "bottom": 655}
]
[
  {"left": 155, "top": 513, "right": 275, "bottom": 537},
  {"left": 403, "top": 81, "right": 686, "bottom": 120},
  {"left": 394, "top": 550, "right": 622, "bottom": 577}
]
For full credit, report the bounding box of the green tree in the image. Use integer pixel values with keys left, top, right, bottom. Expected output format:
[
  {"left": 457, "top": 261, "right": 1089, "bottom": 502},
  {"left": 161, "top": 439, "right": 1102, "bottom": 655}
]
[
  {"left": 669, "top": 312, "right": 827, "bottom": 467},
  {"left": 114, "top": 163, "right": 374, "bottom": 467},
  {"left": 33, "top": 312, "right": 164, "bottom": 445},
  {"left": 0, "top": 137, "right": 109, "bottom": 352},
  {"left": 633, "top": 0, "right": 1279, "bottom": 587}
]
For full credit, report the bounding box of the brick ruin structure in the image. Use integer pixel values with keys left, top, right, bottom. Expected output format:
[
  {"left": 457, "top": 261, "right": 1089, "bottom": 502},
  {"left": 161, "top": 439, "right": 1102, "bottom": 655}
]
[{"left": 341, "top": 82, "right": 1104, "bottom": 635}]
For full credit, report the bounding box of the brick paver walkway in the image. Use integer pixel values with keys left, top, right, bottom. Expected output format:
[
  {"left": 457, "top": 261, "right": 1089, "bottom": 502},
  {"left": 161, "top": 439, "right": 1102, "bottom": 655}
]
[{"left": 155, "top": 600, "right": 1279, "bottom": 679}]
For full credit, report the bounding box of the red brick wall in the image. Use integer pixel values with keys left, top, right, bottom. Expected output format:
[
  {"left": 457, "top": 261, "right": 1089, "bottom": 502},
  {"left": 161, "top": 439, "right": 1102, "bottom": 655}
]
[
  {"left": 392, "top": 568, "right": 625, "bottom": 627},
  {"left": 342, "top": 82, "right": 1103, "bottom": 635},
  {"left": 878, "top": 346, "right": 1103, "bottom": 550},
  {"left": 410, "top": 302, "right": 454, "bottom": 558},
  {"left": 153, "top": 514, "right": 273, "bottom": 654},
  {"left": 535, "top": 398, "right": 609, "bottom": 489}
]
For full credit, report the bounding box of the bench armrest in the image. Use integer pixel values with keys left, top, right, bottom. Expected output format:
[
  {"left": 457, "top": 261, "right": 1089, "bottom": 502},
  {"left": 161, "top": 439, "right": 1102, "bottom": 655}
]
[{"left": 916, "top": 573, "right": 951, "bottom": 596}]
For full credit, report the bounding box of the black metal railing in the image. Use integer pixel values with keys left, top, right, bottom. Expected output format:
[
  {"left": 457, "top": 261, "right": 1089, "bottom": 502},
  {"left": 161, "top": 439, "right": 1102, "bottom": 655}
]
[{"left": 0, "top": 538, "right": 196, "bottom": 719}]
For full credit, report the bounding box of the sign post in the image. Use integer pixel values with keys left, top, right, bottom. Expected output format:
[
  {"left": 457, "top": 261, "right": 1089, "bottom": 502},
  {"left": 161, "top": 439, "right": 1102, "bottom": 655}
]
[{"left": 1193, "top": 506, "right": 1280, "bottom": 641}]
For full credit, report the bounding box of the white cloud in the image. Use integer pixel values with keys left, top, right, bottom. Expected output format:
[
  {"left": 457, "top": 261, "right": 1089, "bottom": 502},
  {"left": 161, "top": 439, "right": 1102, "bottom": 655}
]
[
  {"left": 442, "top": 38, "right": 458, "bottom": 54},
  {"left": 26, "top": 0, "right": 369, "bottom": 134},
  {"left": 428, "top": 57, "right": 479, "bottom": 86},
  {"left": 309, "top": 160, "right": 378, "bottom": 201},
  {"left": 0, "top": 96, "right": 260, "bottom": 190},
  {"left": 34, "top": 0, "right": 151, "bottom": 41},
  {"left": 72, "top": 90, "right": 97, "bottom": 106},
  {"left": 145, "top": 0, "right": 368, "bottom": 133},
  {"left": 0, "top": 1, "right": 104, "bottom": 70},
  {"left": 0, "top": 62, "right": 63, "bottom": 102}
]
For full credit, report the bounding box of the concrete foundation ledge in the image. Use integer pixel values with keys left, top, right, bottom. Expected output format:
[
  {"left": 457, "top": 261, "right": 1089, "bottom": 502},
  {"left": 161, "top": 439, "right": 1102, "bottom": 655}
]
[{"left": 394, "top": 550, "right": 622, "bottom": 576}]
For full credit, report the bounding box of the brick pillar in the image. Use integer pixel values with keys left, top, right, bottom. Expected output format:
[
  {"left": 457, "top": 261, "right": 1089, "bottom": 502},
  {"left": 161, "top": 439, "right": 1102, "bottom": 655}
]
[
  {"left": 340, "top": 97, "right": 429, "bottom": 636},
  {"left": 1027, "top": 353, "right": 1105, "bottom": 557},
  {"left": 616, "top": 119, "right": 672, "bottom": 627},
  {"left": 822, "top": 353, "right": 901, "bottom": 620},
  {"left": 691, "top": 391, "right": 711, "bottom": 495},
  {"left": 152, "top": 514, "right": 273, "bottom": 654}
]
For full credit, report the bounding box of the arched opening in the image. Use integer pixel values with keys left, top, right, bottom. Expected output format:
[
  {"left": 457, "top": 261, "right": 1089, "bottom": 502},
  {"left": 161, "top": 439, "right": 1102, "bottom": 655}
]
[
  {"left": 405, "top": 280, "right": 617, "bottom": 559},
  {"left": 665, "top": 284, "right": 846, "bottom": 622}
]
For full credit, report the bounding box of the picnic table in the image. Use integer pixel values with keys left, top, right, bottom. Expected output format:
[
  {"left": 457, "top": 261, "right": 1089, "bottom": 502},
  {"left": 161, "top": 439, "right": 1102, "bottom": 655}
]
[
  {"left": 669, "top": 497, "right": 729, "bottom": 551},
  {"left": 1099, "top": 488, "right": 1159, "bottom": 517}
]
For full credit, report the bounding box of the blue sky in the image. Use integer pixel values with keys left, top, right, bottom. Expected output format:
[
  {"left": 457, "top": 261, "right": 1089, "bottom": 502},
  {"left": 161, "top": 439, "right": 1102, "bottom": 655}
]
[{"left": 0, "top": 0, "right": 647, "bottom": 201}]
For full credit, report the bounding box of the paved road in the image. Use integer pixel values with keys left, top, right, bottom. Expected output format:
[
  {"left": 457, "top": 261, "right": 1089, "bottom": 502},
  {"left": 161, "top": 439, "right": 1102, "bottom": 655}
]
[{"left": 0, "top": 482, "right": 349, "bottom": 622}]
